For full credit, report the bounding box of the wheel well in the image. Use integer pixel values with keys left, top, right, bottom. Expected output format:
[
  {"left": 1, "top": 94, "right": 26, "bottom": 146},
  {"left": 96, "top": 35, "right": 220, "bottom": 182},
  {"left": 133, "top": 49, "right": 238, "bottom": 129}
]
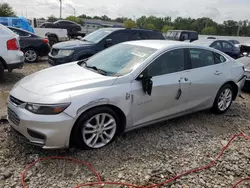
[
  {"left": 222, "top": 81, "right": 238, "bottom": 100},
  {"left": 48, "top": 34, "right": 59, "bottom": 41},
  {"left": 0, "top": 57, "right": 7, "bottom": 69},
  {"left": 69, "top": 104, "right": 127, "bottom": 147}
]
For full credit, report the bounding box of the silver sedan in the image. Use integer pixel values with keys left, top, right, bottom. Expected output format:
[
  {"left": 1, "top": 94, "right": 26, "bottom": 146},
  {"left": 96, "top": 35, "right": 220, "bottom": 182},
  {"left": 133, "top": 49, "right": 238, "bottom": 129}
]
[{"left": 8, "top": 40, "right": 246, "bottom": 149}]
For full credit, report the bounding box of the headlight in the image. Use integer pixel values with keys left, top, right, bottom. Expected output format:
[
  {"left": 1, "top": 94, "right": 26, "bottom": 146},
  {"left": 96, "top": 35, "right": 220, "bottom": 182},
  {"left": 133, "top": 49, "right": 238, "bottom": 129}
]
[
  {"left": 25, "top": 103, "right": 70, "bottom": 115},
  {"left": 58, "top": 50, "right": 74, "bottom": 56}
]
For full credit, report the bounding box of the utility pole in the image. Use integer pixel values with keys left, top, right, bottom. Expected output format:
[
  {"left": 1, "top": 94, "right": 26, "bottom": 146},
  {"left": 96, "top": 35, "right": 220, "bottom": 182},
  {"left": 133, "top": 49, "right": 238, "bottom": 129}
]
[
  {"left": 59, "top": 0, "right": 62, "bottom": 19},
  {"left": 73, "top": 8, "right": 76, "bottom": 17}
]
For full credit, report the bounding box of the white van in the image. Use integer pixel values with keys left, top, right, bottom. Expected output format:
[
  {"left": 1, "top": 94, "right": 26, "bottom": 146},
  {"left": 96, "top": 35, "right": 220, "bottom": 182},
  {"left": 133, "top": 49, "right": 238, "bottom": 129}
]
[{"left": 0, "top": 24, "right": 24, "bottom": 81}]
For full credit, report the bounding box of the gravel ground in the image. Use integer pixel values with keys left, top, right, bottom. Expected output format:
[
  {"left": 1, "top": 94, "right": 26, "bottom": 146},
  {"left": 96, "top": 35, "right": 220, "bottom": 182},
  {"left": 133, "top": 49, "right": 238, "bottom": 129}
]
[{"left": 1, "top": 62, "right": 250, "bottom": 188}]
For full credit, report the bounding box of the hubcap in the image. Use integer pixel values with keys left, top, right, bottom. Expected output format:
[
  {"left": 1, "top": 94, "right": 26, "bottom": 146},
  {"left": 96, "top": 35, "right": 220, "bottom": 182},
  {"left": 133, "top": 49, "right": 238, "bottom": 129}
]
[
  {"left": 82, "top": 113, "right": 116, "bottom": 148},
  {"left": 25, "top": 50, "right": 37, "bottom": 62},
  {"left": 218, "top": 88, "right": 232, "bottom": 111}
]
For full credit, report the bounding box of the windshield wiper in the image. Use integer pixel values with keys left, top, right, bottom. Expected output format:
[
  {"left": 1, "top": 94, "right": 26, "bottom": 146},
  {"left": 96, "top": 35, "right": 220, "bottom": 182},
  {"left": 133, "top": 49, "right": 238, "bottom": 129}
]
[
  {"left": 79, "top": 60, "right": 107, "bottom": 75},
  {"left": 86, "top": 65, "right": 108, "bottom": 75}
]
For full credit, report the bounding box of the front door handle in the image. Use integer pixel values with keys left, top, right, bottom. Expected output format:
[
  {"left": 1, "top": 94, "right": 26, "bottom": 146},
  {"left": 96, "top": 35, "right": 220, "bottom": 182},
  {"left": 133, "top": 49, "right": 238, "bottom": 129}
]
[{"left": 214, "top": 71, "right": 222, "bottom": 75}]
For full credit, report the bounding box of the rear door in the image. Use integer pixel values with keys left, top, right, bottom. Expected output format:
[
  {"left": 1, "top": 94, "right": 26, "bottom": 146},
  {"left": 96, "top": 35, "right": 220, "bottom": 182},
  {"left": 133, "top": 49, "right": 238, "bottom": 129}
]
[{"left": 182, "top": 48, "right": 227, "bottom": 111}]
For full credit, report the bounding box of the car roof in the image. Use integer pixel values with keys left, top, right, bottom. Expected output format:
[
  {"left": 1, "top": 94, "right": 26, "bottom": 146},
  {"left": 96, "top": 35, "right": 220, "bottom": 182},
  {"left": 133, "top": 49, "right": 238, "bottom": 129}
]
[{"left": 124, "top": 40, "right": 212, "bottom": 50}]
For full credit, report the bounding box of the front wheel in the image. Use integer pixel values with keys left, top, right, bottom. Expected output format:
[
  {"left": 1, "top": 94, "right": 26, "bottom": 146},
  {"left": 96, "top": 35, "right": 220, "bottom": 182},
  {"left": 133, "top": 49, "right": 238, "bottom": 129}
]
[
  {"left": 72, "top": 107, "right": 119, "bottom": 149},
  {"left": 212, "top": 84, "right": 233, "bottom": 114}
]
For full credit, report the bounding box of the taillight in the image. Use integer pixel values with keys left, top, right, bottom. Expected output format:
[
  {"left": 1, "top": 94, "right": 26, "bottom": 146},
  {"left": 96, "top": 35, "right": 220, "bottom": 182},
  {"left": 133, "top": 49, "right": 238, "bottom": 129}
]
[
  {"left": 7, "top": 38, "right": 19, "bottom": 50},
  {"left": 43, "top": 38, "right": 49, "bottom": 44}
]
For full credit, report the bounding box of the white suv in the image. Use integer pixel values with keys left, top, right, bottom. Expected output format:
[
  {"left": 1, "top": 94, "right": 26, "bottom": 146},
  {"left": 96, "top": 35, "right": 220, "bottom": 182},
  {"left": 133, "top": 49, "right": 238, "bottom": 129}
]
[{"left": 0, "top": 24, "right": 24, "bottom": 81}]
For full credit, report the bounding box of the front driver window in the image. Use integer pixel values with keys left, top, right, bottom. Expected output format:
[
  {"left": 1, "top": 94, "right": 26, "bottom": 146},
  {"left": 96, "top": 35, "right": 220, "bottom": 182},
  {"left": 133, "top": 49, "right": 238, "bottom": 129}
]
[{"left": 146, "top": 49, "right": 185, "bottom": 77}]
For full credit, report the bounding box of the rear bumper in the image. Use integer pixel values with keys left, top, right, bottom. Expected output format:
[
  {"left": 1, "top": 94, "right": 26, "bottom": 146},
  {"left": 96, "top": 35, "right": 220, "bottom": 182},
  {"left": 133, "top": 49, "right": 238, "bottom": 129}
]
[
  {"left": 236, "top": 75, "right": 247, "bottom": 94},
  {"left": 6, "top": 62, "right": 24, "bottom": 70},
  {"left": 243, "top": 78, "right": 250, "bottom": 91}
]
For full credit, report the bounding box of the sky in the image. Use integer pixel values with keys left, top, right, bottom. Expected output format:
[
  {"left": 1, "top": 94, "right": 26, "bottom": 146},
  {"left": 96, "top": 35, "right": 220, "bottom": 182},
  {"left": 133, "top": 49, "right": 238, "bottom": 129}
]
[{"left": 3, "top": 0, "right": 250, "bottom": 23}]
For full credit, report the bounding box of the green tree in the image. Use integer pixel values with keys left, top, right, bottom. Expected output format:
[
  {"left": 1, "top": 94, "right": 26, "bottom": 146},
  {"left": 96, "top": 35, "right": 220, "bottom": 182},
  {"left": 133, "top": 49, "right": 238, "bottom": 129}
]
[
  {"left": 124, "top": 20, "right": 136, "bottom": 28},
  {"left": 0, "top": 3, "right": 15, "bottom": 17},
  {"left": 145, "top": 23, "right": 155, "bottom": 30},
  {"left": 201, "top": 26, "right": 217, "bottom": 35},
  {"left": 66, "top": 16, "right": 83, "bottom": 24},
  {"left": 47, "top": 15, "right": 59, "bottom": 22},
  {"left": 162, "top": 25, "right": 174, "bottom": 33}
]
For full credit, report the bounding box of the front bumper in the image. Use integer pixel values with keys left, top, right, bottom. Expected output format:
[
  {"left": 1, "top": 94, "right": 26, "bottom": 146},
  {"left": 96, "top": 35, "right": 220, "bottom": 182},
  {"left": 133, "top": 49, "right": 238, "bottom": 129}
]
[
  {"left": 48, "top": 53, "right": 74, "bottom": 66},
  {"left": 7, "top": 98, "right": 74, "bottom": 149}
]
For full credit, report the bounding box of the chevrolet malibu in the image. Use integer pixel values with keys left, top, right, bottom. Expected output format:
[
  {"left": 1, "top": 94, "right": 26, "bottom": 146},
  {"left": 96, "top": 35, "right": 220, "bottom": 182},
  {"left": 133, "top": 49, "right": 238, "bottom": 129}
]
[{"left": 8, "top": 40, "right": 246, "bottom": 149}]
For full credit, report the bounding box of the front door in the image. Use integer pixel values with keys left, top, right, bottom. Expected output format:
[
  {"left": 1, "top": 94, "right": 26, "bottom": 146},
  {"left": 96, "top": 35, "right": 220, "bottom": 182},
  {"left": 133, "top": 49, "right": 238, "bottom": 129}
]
[{"left": 131, "top": 48, "right": 190, "bottom": 127}]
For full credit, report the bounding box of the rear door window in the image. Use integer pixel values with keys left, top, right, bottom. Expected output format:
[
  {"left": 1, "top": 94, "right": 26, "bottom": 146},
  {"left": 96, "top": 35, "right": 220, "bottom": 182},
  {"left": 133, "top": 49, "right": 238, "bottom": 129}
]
[
  {"left": 214, "top": 52, "right": 226, "bottom": 64},
  {"left": 189, "top": 48, "right": 215, "bottom": 69},
  {"left": 110, "top": 31, "right": 129, "bottom": 44},
  {"left": 131, "top": 31, "right": 146, "bottom": 40}
]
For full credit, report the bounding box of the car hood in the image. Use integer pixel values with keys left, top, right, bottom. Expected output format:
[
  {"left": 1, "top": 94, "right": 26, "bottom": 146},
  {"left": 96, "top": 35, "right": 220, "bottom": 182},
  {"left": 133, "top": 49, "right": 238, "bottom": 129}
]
[
  {"left": 13, "top": 62, "right": 117, "bottom": 96},
  {"left": 53, "top": 40, "right": 95, "bottom": 49}
]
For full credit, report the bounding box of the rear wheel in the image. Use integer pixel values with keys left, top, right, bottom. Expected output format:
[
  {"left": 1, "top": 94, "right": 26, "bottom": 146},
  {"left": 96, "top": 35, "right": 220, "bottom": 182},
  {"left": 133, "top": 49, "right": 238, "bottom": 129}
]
[
  {"left": 212, "top": 84, "right": 233, "bottom": 114},
  {"left": 48, "top": 36, "right": 58, "bottom": 47},
  {"left": 24, "top": 48, "right": 38, "bottom": 63},
  {"left": 72, "top": 107, "right": 119, "bottom": 150},
  {"left": 0, "top": 62, "right": 4, "bottom": 81}
]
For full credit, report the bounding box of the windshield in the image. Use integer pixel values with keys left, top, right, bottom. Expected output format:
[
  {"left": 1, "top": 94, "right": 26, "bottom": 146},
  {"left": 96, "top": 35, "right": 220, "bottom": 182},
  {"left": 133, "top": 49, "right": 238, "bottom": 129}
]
[
  {"left": 82, "top": 43, "right": 157, "bottom": 76},
  {"left": 82, "top": 29, "right": 112, "bottom": 43}
]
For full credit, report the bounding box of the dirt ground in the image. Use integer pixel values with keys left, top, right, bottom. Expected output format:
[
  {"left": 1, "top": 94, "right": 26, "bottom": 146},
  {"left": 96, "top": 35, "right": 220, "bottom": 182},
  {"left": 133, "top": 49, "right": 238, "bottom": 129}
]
[{"left": 1, "top": 62, "right": 250, "bottom": 188}]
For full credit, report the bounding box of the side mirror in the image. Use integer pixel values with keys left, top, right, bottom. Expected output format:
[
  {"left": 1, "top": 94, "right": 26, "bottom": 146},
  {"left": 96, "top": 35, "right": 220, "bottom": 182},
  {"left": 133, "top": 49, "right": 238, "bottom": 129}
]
[
  {"left": 105, "top": 39, "right": 112, "bottom": 47},
  {"left": 138, "top": 73, "right": 153, "bottom": 96}
]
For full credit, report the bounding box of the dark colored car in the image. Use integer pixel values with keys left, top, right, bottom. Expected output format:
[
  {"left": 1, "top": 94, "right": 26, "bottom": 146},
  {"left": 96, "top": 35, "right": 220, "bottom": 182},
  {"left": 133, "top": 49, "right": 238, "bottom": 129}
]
[
  {"left": 193, "top": 39, "right": 241, "bottom": 59},
  {"left": 42, "top": 20, "right": 81, "bottom": 35},
  {"left": 8, "top": 26, "right": 50, "bottom": 63},
  {"left": 48, "top": 28, "right": 165, "bottom": 66},
  {"left": 164, "top": 30, "right": 198, "bottom": 42}
]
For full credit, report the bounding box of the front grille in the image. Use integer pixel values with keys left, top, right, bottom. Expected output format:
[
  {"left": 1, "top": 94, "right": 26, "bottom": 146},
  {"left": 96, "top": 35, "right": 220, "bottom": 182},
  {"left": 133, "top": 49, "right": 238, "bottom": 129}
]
[
  {"left": 8, "top": 108, "right": 20, "bottom": 126},
  {"left": 9, "top": 95, "right": 24, "bottom": 106},
  {"left": 51, "top": 48, "right": 59, "bottom": 56}
]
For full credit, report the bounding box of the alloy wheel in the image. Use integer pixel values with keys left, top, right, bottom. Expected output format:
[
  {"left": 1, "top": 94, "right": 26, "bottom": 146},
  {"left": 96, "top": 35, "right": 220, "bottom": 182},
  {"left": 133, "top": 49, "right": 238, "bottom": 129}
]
[
  {"left": 82, "top": 113, "right": 117, "bottom": 149},
  {"left": 25, "top": 50, "right": 37, "bottom": 62},
  {"left": 217, "top": 88, "right": 232, "bottom": 111}
]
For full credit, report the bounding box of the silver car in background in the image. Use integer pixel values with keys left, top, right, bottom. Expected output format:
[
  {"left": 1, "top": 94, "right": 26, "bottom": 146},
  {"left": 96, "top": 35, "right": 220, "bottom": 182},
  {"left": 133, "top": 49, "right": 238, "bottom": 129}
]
[{"left": 8, "top": 40, "right": 246, "bottom": 149}]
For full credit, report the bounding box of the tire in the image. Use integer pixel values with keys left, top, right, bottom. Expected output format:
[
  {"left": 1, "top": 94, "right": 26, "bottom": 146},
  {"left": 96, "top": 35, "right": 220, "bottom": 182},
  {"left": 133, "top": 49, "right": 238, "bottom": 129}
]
[
  {"left": 211, "top": 84, "right": 234, "bottom": 114},
  {"left": 72, "top": 27, "right": 77, "bottom": 33},
  {"left": 24, "top": 48, "right": 38, "bottom": 63},
  {"left": 48, "top": 36, "right": 58, "bottom": 47},
  {"left": 0, "top": 62, "right": 4, "bottom": 81},
  {"left": 72, "top": 106, "right": 120, "bottom": 150}
]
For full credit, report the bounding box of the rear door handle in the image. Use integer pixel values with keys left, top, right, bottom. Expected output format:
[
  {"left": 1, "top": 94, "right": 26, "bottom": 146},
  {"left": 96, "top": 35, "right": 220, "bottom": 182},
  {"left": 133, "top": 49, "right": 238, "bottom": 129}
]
[{"left": 214, "top": 71, "right": 222, "bottom": 75}]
